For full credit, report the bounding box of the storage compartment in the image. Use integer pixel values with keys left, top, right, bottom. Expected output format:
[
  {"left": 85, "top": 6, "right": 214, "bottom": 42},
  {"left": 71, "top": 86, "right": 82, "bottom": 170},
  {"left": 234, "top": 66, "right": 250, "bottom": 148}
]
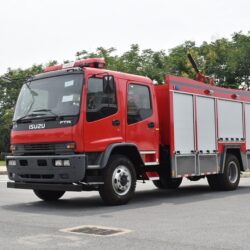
[{"left": 198, "top": 154, "right": 219, "bottom": 175}]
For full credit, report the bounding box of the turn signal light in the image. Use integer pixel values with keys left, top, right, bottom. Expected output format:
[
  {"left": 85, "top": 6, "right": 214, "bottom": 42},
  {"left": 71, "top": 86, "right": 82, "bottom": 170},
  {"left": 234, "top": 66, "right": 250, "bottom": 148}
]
[
  {"left": 66, "top": 142, "right": 76, "bottom": 150},
  {"left": 10, "top": 145, "right": 16, "bottom": 152}
]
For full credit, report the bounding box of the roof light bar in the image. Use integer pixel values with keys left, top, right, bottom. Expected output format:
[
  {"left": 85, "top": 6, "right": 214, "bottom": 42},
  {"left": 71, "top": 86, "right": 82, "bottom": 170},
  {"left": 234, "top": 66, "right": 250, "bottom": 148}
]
[{"left": 44, "top": 58, "right": 105, "bottom": 72}]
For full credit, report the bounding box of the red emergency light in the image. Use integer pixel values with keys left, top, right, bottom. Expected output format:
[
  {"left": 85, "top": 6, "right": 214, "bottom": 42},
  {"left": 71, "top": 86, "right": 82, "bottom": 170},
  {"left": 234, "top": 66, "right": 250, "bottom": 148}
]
[{"left": 44, "top": 58, "right": 106, "bottom": 73}]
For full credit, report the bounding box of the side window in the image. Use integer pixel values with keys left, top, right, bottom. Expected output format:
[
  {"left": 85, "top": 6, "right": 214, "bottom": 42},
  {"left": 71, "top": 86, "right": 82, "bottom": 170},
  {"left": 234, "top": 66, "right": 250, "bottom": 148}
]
[
  {"left": 127, "top": 84, "right": 152, "bottom": 125},
  {"left": 86, "top": 76, "right": 118, "bottom": 122}
]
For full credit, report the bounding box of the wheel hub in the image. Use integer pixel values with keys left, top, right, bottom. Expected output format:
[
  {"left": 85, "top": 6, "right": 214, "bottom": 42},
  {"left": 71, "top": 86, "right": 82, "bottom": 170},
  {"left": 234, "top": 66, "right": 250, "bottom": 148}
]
[
  {"left": 120, "top": 174, "right": 128, "bottom": 186},
  {"left": 112, "top": 165, "right": 132, "bottom": 196},
  {"left": 228, "top": 161, "right": 238, "bottom": 184}
]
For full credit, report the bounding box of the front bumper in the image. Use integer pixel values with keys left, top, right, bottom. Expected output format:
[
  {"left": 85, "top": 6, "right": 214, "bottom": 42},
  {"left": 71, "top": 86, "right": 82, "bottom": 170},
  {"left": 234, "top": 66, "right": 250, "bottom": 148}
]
[
  {"left": 7, "top": 181, "right": 83, "bottom": 191},
  {"left": 6, "top": 154, "right": 86, "bottom": 183}
]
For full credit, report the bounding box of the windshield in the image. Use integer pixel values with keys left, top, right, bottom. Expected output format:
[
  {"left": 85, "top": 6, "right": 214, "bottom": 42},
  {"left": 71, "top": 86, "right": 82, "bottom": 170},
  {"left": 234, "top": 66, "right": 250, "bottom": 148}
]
[{"left": 13, "top": 74, "right": 84, "bottom": 121}]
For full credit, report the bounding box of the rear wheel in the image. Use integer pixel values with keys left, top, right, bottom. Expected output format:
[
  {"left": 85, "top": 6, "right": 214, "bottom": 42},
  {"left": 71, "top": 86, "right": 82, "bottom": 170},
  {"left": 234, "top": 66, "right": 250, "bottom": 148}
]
[
  {"left": 207, "top": 175, "right": 220, "bottom": 190},
  {"left": 99, "top": 155, "right": 136, "bottom": 206},
  {"left": 33, "top": 190, "right": 65, "bottom": 201},
  {"left": 207, "top": 154, "right": 240, "bottom": 191}
]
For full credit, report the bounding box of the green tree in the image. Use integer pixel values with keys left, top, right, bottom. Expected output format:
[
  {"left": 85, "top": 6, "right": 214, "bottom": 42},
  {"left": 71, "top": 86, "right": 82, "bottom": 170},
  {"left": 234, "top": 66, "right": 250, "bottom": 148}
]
[
  {"left": 166, "top": 41, "right": 199, "bottom": 79},
  {"left": 0, "top": 65, "right": 43, "bottom": 157},
  {"left": 0, "top": 109, "right": 13, "bottom": 158},
  {"left": 76, "top": 47, "right": 119, "bottom": 70},
  {"left": 228, "top": 32, "right": 250, "bottom": 89},
  {"left": 199, "top": 38, "right": 236, "bottom": 87}
]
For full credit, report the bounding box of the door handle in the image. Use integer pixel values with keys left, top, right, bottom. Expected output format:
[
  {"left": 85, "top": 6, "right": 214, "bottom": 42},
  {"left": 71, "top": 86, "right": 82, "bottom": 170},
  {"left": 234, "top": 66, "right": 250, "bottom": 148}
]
[
  {"left": 148, "top": 122, "right": 155, "bottom": 128},
  {"left": 112, "top": 119, "right": 120, "bottom": 126}
]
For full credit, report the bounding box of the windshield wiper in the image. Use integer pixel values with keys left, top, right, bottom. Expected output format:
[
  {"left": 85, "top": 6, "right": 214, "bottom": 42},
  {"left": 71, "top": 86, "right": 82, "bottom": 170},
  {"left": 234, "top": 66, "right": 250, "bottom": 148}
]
[
  {"left": 32, "top": 109, "right": 59, "bottom": 119},
  {"left": 14, "top": 113, "right": 46, "bottom": 123},
  {"left": 14, "top": 109, "right": 59, "bottom": 123}
]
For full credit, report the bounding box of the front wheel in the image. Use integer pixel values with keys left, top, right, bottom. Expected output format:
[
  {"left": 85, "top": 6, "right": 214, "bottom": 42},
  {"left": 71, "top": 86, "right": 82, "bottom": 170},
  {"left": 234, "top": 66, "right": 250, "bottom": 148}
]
[
  {"left": 33, "top": 190, "right": 65, "bottom": 201},
  {"left": 99, "top": 155, "right": 136, "bottom": 206}
]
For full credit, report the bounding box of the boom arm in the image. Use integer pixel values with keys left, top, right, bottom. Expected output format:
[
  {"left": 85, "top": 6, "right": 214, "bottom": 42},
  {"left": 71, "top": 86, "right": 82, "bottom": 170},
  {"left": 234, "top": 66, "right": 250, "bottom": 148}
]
[{"left": 187, "top": 53, "right": 214, "bottom": 85}]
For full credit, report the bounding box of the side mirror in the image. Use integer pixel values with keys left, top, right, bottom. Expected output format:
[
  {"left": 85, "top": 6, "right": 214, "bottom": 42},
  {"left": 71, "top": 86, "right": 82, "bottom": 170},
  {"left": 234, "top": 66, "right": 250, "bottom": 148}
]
[{"left": 103, "top": 75, "right": 115, "bottom": 94}]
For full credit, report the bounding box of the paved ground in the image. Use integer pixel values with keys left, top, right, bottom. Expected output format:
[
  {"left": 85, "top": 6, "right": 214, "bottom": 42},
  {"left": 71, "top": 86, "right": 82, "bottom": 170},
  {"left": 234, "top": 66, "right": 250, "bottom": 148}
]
[
  {"left": 1, "top": 176, "right": 250, "bottom": 250},
  {"left": 0, "top": 166, "right": 6, "bottom": 175}
]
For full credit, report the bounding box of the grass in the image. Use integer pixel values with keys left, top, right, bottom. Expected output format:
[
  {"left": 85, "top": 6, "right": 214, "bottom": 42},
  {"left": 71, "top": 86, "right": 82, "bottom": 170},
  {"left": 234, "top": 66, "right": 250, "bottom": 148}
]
[{"left": 0, "top": 161, "right": 5, "bottom": 167}]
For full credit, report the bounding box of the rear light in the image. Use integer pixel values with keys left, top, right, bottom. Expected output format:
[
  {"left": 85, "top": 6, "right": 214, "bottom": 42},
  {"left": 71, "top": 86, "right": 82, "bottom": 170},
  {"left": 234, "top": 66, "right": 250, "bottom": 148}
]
[
  {"left": 204, "top": 89, "right": 214, "bottom": 95},
  {"left": 232, "top": 94, "right": 239, "bottom": 99}
]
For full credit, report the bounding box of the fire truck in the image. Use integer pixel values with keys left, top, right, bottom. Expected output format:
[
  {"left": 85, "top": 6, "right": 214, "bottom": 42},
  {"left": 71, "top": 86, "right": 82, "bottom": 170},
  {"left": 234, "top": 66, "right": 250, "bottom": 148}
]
[{"left": 6, "top": 56, "right": 250, "bottom": 205}]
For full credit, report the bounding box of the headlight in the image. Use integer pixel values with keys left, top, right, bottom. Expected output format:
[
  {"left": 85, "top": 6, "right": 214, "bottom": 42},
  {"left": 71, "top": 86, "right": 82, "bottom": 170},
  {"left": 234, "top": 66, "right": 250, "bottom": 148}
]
[
  {"left": 10, "top": 145, "right": 16, "bottom": 152},
  {"left": 55, "top": 160, "right": 63, "bottom": 166},
  {"left": 63, "top": 160, "right": 70, "bottom": 166},
  {"left": 54, "top": 159, "right": 71, "bottom": 167},
  {"left": 8, "top": 160, "right": 17, "bottom": 166}
]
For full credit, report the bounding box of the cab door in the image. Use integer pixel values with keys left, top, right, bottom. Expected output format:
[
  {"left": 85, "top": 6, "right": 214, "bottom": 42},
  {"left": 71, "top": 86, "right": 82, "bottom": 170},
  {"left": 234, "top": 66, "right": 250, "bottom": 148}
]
[
  {"left": 125, "top": 82, "right": 159, "bottom": 164},
  {"left": 84, "top": 75, "right": 123, "bottom": 151}
]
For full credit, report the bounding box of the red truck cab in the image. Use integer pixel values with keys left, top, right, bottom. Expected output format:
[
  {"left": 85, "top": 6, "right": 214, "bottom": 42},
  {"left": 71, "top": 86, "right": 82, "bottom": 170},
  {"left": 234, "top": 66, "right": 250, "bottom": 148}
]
[{"left": 7, "top": 58, "right": 160, "bottom": 205}]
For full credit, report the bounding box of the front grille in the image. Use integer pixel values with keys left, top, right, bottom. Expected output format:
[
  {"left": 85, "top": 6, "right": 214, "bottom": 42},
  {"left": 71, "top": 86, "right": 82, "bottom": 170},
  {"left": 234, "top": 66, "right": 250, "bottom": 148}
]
[
  {"left": 20, "top": 160, "right": 28, "bottom": 166},
  {"left": 23, "top": 143, "right": 67, "bottom": 151},
  {"left": 37, "top": 159, "right": 47, "bottom": 166},
  {"left": 14, "top": 142, "right": 73, "bottom": 156},
  {"left": 19, "top": 174, "right": 54, "bottom": 179},
  {"left": 24, "top": 143, "right": 55, "bottom": 151}
]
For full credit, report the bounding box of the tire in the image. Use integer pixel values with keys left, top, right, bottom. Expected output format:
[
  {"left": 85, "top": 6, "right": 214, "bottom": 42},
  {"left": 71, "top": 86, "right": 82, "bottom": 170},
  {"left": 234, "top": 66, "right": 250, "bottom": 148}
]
[
  {"left": 99, "top": 155, "right": 136, "bottom": 206},
  {"left": 152, "top": 180, "right": 165, "bottom": 189},
  {"left": 207, "top": 175, "right": 220, "bottom": 190},
  {"left": 207, "top": 154, "right": 240, "bottom": 191},
  {"left": 153, "top": 177, "right": 182, "bottom": 189},
  {"left": 33, "top": 190, "right": 65, "bottom": 201}
]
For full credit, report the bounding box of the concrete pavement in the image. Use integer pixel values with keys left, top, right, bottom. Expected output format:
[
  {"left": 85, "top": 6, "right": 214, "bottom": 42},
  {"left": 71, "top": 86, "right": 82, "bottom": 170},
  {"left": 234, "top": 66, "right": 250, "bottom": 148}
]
[
  {"left": 1, "top": 178, "right": 250, "bottom": 250},
  {"left": 0, "top": 165, "right": 7, "bottom": 175}
]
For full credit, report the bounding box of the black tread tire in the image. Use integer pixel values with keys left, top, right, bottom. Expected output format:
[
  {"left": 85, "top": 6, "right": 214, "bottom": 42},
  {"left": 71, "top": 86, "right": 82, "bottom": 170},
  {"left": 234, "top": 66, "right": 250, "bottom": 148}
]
[
  {"left": 99, "top": 155, "right": 136, "bottom": 206},
  {"left": 33, "top": 190, "right": 65, "bottom": 201},
  {"left": 153, "top": 177, "right": 182, "bottom": 189},
  {"left": 152, "top": 180, "right": 165, "bottom": 189},
  {"left": 207, "top": 175, "right": 221, "bottom": 190},
  {"left": 207, "top": 154, "right": 240, "bottom": 191}
]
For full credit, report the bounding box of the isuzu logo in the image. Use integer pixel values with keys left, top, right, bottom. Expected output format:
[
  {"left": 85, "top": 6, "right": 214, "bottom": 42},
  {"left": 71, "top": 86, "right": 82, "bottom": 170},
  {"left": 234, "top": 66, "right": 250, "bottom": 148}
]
[{"left": 29, "top": 123, "right": 46, "bottom": 130}]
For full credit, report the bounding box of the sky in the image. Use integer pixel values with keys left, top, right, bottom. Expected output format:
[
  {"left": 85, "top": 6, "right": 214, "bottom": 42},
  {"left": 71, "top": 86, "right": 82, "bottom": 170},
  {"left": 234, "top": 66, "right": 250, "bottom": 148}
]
[{"left": 0, "top": 0, "right": 249, "bottom": 75}]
